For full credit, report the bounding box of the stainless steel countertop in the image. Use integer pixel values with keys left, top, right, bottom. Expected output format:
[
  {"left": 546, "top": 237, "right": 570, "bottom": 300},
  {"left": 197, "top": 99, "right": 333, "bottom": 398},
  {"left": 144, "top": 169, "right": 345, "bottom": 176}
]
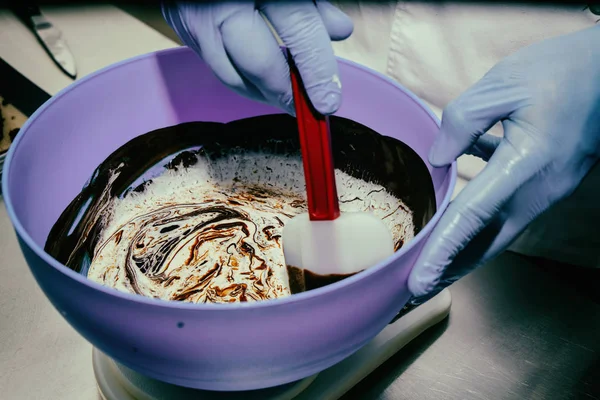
[
  {"left": 1, "top": 191, "right": 599, "bottom": 400},
  {"left": 345, "top": 250, "right": 600, "bottom": 399}
]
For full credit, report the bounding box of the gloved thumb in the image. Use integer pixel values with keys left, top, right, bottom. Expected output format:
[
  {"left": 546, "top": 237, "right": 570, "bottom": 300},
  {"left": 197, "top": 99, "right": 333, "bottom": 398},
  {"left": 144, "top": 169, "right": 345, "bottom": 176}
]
[
  {"left": 315, "top": 1, "right": 354, "bottom": 41},
  {"left": 429, "top": 74, "right": 529, "bottom": 167}
]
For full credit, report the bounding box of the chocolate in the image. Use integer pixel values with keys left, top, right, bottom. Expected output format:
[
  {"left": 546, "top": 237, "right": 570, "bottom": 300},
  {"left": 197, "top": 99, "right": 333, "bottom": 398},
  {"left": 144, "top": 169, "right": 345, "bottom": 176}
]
[
  {"left": 0, "top": 95, "right": 27, "bottom": 154},
  {"left": 8, "top": 128, "right": 19, "bottom": 142},
  {"left": 45, "top": 115, "right": 436, "bottom": 303},
  {"left": 287, "top": 265, "right": 360, "bottom": 293},
  {"left": 86, "top": 178, "right": 307, "bottom": 302}
]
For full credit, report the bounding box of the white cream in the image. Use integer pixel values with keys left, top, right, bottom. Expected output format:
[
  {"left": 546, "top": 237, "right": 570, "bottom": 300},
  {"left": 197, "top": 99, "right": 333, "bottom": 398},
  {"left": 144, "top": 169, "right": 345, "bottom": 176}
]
[{"left": 87, "top": 152, "right": 414, "bottom": 303}]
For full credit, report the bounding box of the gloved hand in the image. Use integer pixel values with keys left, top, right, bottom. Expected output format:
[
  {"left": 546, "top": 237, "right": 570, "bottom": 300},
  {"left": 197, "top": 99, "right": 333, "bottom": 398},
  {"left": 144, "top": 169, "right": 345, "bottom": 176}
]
[
  {"left": 162, "top": 1, "right": 353, "bottom": 115},
  {"left": 408, "top": 25, "right": 600, "bottom": 300}
]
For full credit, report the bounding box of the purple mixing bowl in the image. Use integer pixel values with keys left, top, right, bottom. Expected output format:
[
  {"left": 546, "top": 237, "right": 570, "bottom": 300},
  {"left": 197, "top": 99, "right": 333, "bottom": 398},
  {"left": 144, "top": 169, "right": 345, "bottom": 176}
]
[{"left": 2, "top": 47, "right": 456, "bottom": 391}]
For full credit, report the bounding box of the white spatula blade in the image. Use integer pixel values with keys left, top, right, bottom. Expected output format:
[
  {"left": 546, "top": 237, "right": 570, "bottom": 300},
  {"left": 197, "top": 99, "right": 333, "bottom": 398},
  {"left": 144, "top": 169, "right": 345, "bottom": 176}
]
[{"left": 282, "top": 212, "right": 395, "bottom": 277}]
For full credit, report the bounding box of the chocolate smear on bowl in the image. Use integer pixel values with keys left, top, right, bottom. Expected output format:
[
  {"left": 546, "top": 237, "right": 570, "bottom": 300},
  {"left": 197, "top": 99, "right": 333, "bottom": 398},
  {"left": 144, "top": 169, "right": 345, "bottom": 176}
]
[{"left": 45, "top": 115, "right": 435, "bottom": 303}]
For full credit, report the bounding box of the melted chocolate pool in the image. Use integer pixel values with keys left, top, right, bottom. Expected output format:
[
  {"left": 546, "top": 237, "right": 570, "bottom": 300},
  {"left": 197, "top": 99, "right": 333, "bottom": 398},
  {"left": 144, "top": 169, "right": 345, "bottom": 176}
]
[
  {"left": 45, "top": 115, "right": 436, "bottom": 303},
  {"left": 287, "top": 265, "right": 361, "bottom": 293}
]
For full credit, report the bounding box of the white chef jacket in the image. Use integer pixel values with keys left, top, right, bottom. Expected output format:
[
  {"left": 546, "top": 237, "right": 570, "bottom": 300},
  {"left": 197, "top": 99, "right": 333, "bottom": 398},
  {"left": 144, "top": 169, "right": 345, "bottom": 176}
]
[{"left": 330, "top": 2, "right": 600, "bottom": 268}]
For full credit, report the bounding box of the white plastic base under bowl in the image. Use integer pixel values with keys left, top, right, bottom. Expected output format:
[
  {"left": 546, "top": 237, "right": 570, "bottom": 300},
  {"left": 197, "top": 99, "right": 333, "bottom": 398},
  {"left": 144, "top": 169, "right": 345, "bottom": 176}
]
[{"left": 94, "top": 288, "right": 452, "bottom": 400}]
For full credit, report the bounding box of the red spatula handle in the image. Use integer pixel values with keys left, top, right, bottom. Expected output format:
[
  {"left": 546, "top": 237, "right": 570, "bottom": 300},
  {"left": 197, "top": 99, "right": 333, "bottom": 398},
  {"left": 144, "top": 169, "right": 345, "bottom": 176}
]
[{"left": 287, "top": 50, "right": 340, "bottom": 221}]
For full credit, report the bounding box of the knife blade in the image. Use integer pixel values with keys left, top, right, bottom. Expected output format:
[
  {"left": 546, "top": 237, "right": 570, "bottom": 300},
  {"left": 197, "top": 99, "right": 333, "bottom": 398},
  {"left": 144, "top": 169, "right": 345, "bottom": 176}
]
[{"left": 11, "top": 1, "right": 77, "bottom": 79}]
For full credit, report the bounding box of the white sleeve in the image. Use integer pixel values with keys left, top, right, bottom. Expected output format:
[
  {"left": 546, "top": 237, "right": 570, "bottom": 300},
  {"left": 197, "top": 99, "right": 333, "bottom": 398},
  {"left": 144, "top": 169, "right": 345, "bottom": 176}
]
[{"left": 329, "top": 1, "right": 397, "bottom": 76}]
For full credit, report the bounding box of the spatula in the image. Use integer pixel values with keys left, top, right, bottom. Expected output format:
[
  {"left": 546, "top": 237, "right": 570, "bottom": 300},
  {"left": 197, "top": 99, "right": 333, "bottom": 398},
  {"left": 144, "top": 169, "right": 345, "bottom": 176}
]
[{"left": 282, "top": 49, "right": 395, "bottom": 293}]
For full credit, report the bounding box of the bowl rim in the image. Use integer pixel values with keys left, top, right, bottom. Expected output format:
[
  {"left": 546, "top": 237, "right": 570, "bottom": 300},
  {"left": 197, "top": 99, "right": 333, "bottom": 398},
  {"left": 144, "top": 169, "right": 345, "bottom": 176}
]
[{"left": 1, "top": 46, "right": 457, "bottom": 311}]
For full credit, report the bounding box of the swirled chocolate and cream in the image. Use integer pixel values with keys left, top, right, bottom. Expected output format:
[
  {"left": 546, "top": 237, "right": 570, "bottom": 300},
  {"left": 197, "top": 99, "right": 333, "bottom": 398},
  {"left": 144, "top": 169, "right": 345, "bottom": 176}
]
[
  {"left": 85, "top": 152, "right": 414, "bottom": 303},
  {"left": 45, "top": 117, "right": 434, "bottom": 304}
]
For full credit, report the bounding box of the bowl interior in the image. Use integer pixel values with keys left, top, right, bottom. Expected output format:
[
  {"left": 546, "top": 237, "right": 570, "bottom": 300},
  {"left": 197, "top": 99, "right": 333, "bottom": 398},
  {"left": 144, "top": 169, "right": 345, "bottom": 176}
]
[{"left": 43, "top": 114, "right": 437, "bottom": 279}]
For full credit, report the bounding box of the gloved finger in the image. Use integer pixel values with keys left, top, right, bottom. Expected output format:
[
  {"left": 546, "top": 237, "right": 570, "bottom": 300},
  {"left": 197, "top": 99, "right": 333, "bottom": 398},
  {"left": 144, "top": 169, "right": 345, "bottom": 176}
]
[
  {"left": 429, "top": 75, "right": 530, "bottom": 167},
  {"left": 417, "top": 155, "right": 587, "bottom": 302},
  {"left": 407, "top": 194, "right": 515, "bottom": 306},
  {"left": 408, "top": 136, "right": 549, "bottom": 297},
  {"left": 220, "top": 5, "right": 296, "bottom": 114},
  {"left": 162, "top": 3, "right": 267, "bottom": 103},
  {"left": 261, "top": 1, "right": 343, "bottom": 115},
  {"left": 409, "top": 213, "right": 508, "bottom": 304},
  {"left": 315, "top": 1, "right": 354, "bottom": 41},
  {"left": 466, "top": 133, "right": 502, "bottom": 162}
]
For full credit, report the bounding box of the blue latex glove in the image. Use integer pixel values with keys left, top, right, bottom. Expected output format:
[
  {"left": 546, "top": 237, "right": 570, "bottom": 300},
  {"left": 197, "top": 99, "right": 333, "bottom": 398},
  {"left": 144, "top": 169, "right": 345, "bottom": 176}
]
[
  {"left": 162, "top": 1, "right": 353, "bottom": 115},
  {"left": 408, "top": 25, "right": 600, "bottom": 300}
]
